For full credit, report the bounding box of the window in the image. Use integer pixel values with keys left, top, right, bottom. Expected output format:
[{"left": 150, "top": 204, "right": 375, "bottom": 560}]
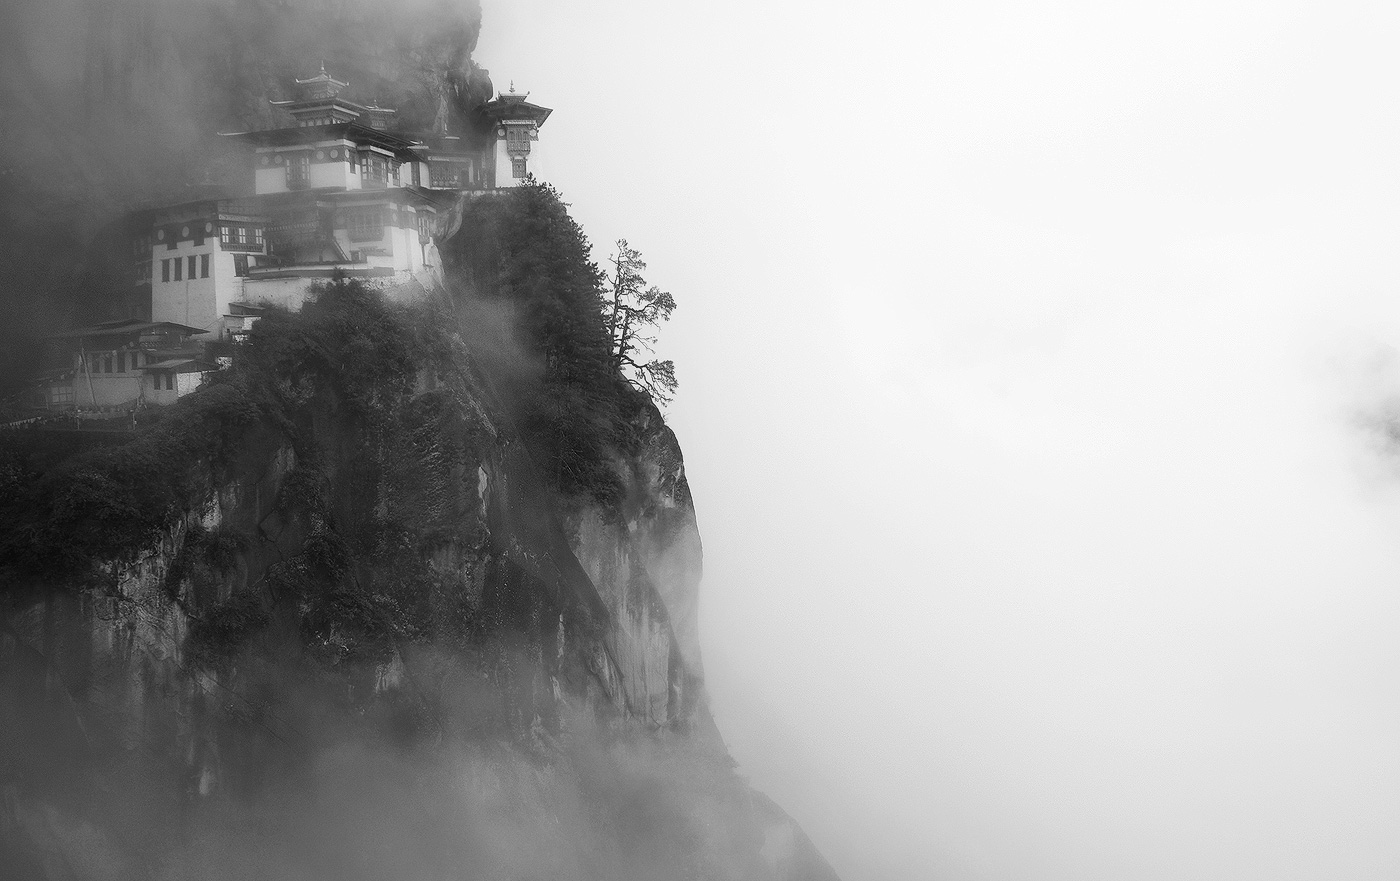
[
  {"left": 131, "top": 351, "right": 141, "bottom": 368},
  {"left": 200, "top": 254, "right": 210, "bottom": 278},
  {"left": 234, "top": 254, "right": 248, "bottom": 277},
  {"left": 117, "top": 352, "right": 125, "bottom": 373},
  {"left": 346, "top": 209, "right": 383, "bottom": 241},
  {"left": 235, "top": 226, "right": 247, "bottom": 245},
  {"left": 102, "top": 354, "right": 113, "bottom": 373},
  {"left": 173, "top": 258, "right": 182, "bottom": 281},
  {"left": 417, "top": 214, "right": 433, "bottom": 242},
  {"left": 506, "top": 127, "right": 530, "bottom": 152},
  {"left": 361, "top": 154, "right": 388, "bottom": 184},
  {"left": 187, "top": 255, "right": 197, "bottom": 279},
  {"left": 429, "top": 162, "right": 464, "bottom": 188},
  {"left": 511, "top": 157, "right": 527, "bottom": 179},
  {"left": 287, "top": 154, "right": 310, "bottom": 187},
  {"left": 161, "top": 259, "right": 170, "bottom": 282},
  {"left": 253, "top": 227, "right": 264, "bottom": 247},
  {"left": 220, "top": 225, "right": 233, "bottom": 245}
]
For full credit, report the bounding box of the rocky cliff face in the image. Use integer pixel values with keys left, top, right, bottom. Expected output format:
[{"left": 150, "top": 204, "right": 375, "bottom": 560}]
[
  {"left": 0, "top": 283, "right": 838, "bottom": 881},
  {"left": 0, "top": 3, "right": 840, "bottom": 876}
]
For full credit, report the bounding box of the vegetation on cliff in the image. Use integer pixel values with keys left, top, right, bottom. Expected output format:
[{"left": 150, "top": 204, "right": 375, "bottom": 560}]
[{"left": 1, "top": 184, "right": 671, "bottom": 634}]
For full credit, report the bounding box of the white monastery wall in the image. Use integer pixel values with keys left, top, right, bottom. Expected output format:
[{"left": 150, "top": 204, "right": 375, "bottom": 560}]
[
  {"left": 175, "top": 372, "right": 202, "bottom": 397},
  {"left": 493, "top": 139, "right": 517, "bottom": 187},
  {"left": 152, "top": 240, "right": 221, "bottom": 333},
  {"left": 73, "top": 365, "right": 142, "bottom": 408},
  {"left": 241, "top": 277, "right": 317, "bottom": 313}
]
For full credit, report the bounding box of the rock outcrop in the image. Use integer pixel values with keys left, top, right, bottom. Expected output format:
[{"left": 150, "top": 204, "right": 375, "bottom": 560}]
[
  {"left": 0, "top": 277, "right": 839, "bottom": 881},
  {"left": 0, "top": 2, "right": 841, "bottom": 876}
]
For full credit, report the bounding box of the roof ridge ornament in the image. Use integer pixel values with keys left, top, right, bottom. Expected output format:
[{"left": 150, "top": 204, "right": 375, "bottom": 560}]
[{"left": 293, "top": 65, "right": 349, "bottom": 100}]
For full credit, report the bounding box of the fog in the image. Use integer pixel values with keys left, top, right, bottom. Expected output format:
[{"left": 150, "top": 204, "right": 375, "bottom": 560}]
[
  {"left": 477, "top": 1, "right": 1400, "bottom": 878},
  {"left": 4, "top": 0, "right": 1399, "bottom": 877}
]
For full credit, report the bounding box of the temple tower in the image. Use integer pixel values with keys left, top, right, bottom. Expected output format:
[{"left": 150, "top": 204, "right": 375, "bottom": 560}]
[{"left": 478, "top": 85, "right": 552, "bottom": 187}]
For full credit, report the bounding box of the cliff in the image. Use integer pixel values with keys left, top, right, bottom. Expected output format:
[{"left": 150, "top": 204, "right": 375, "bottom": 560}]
[
  {"left": 0, "top": 3, "right": 840, "bottom": 874},
  {"left": 0, "top": 185, "right": 839, "bottom": 880}
]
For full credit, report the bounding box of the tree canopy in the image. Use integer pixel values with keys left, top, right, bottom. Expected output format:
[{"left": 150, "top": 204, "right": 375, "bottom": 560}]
[
  {"left": 444, "top": 180, "right": 627, "bottom": 504},
  {"left": 605, "top": 240, "right": 678, "bottom": 406}
]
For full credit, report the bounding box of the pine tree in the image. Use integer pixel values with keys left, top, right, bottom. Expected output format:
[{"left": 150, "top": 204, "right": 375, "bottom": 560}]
[{"left": 605, "top": 239, "right": 678, "bottom": 406}]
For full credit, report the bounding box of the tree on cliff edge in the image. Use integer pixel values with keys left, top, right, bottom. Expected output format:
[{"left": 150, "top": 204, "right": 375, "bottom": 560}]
[
  {"left": 444, "top": 179, "right": 626, "bottom": 504},
  {"left": 605, "top": 239, "right": 678, "bottom": 406}
]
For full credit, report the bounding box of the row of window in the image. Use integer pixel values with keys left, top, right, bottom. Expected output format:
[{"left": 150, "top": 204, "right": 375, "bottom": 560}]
[
  {"left": 341, "top": 208, "right": 437, "bottom": 241},
  {"left": 86, "top": 350, "right": 145, "bottom": 373},
  {"left": 261, "top": 149, "right": 405, "bottom": 185},
  {"left": 144, "top": 224, "right": 264, "bottom": 253},
  {"left": 345, "top": 209, "right": 383, "bottom": 241},
  {"left": 360, "top": 154, "right": 399, "bottom": 185},
  {"left": 220, "top": 225, "right": 264, "bottom": 248},
  {"left": 161, "top": 254, "right": 210, "bottom": 282},
  {"left": 82, "top": 351, "right": 177, "bottom": 389},
  {"left": 427, "top": 161, "right": 477, "bottom": 188}
]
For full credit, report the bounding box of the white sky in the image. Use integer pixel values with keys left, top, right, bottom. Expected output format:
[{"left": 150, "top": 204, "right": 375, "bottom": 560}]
[{"left": 479, "top": 3, "right": 1400, "bottom": 879}]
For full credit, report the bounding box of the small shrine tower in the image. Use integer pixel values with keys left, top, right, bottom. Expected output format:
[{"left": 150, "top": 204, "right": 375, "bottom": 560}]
[
  {"left": 270, "top": 65, "right": 360, "bottom": 125},
  {"left": 478, "top": 85, "right": 552, "bottom": 187}
]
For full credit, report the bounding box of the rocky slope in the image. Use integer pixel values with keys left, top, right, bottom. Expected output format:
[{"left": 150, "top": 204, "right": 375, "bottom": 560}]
[
  {"left": 0, "top": 204, "right": 839, "bottom": 880},
  {"left": 0, "top": 3, "right": 841, "bottom": 876}
]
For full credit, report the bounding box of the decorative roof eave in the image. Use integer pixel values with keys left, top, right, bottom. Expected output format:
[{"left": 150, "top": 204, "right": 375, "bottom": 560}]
[
  {"left": 476, "top": 97, "right": 552, "bottom": 127},
  {"left": 140, "top": 357, "right": 218, "bottom": 372},
  {"left": 47, "top": 320, "right": 209, "bottom": 341},
  {"left": 127, "top": 191, "right": 233, "bottom": 220},
  {"left": 220, "top": 123, "right": 423, "bottom": 155},
  {"left": 227, "top": 188, "right": 441, "bottom": 215},
  {"left": 399, "top": 185, "right": 459, "bottom": 208},
  {"left": 268, "top": 97, "right": 370, "bottom": 115},
  {"left": 397, "top": 132, "right": 483, "bottom": 156}
]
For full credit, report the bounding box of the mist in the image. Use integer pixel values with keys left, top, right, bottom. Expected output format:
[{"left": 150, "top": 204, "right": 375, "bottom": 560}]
[
  {"left": 474, "top": 0, "right": 1400, "bottom": 878},
  {"left": 6, "top": 0, "right": 1400, "bottom": 878}
]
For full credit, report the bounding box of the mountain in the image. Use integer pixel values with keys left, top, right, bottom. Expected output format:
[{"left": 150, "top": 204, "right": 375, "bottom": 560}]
[{"left": 0, "top": 5, "right": 841, "bottom": 877}]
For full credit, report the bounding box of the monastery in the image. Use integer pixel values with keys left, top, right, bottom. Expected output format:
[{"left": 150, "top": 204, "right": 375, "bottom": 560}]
[{"left": 37, "top": 68, "right": 551, "bottom": 412}]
